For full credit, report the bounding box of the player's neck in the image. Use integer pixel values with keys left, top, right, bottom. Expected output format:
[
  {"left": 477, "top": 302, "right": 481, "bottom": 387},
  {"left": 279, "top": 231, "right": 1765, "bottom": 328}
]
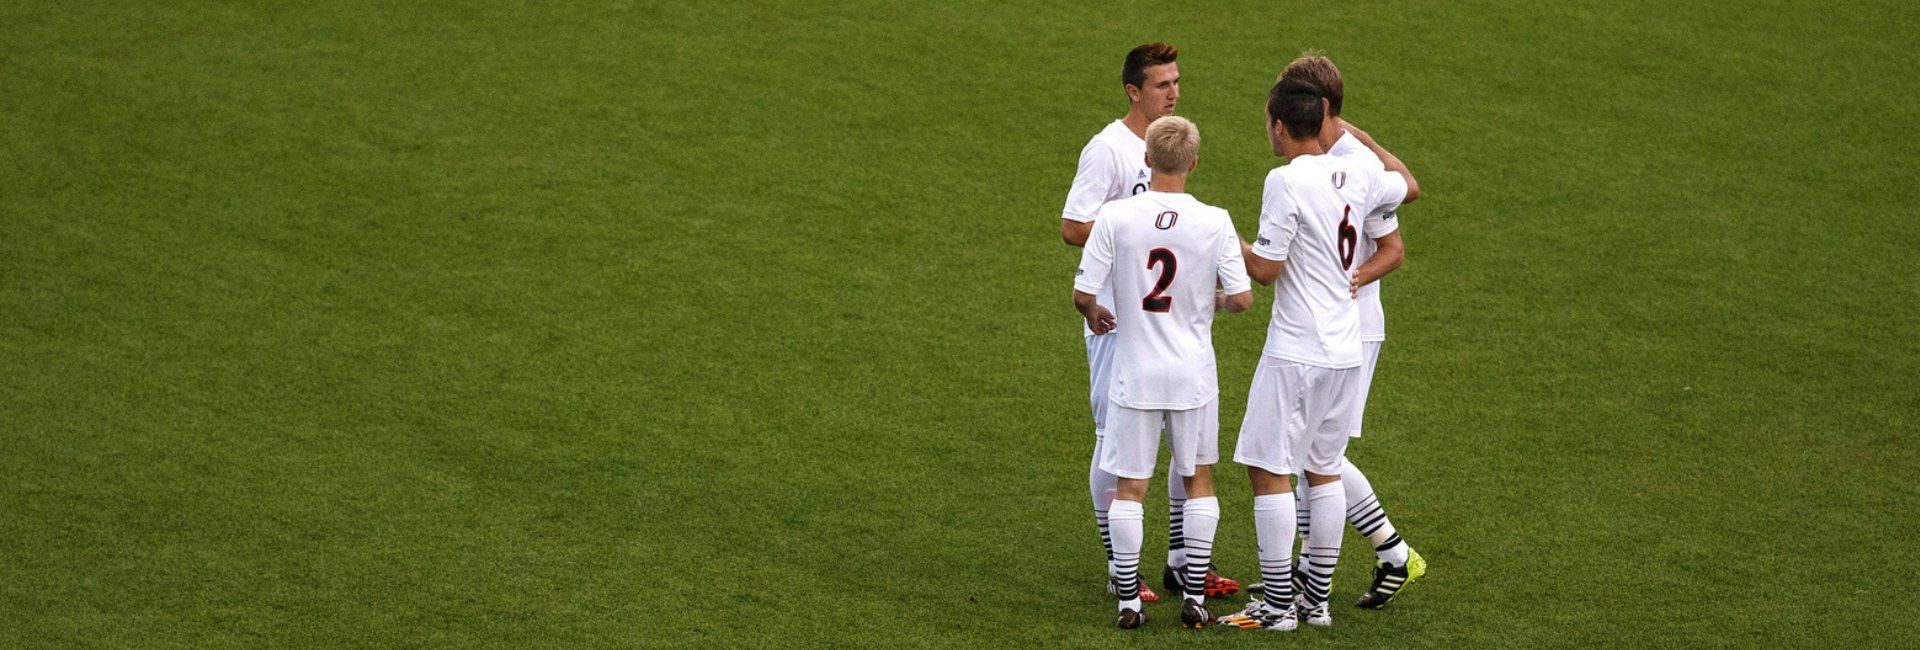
[
  {"left": 1317, "top": 126, "right": 1341, "bottom": 150},
  {"left": 1121, "top": 109, "right": 1153, "bottom": 139},
  {"left": 1281, "top": 137, "right": 1327, "bottom": 161},
  {"left": 1147, "top": 174, "right": 1187, "bottom": 194}
]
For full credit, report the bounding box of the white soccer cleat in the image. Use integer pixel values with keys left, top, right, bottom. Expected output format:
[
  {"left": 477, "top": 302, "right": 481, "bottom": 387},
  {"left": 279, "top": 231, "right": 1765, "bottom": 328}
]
[
  {"left": 1218, "top": 600, "right": 1297, "bottom": 632},
  {"left": 1301, "top": 600, "right": 1332, "bottom": 627}
]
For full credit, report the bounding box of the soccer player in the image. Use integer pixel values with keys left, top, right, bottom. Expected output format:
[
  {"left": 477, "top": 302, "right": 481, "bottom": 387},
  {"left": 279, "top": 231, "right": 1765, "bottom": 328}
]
[
  {"left": 1218, "top": 77, "right": 1417, "bottom": 632},
  {"left": 1073, "top": 116, "right": 1253, "bottom": 629},
  {"left": 1061, "top": 42, "right": 1240, "bottom": 606},
  {"left": 1265, "top": 53, "right": 1429, "bottom": 610}
]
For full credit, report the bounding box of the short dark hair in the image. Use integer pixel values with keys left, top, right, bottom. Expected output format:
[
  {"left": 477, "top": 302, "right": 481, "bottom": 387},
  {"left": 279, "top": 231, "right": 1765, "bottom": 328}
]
[
  {"left": 1266, "top": 78, "right": 1324, "bottom": 140},
  {"left": 1280, "top": 53, "right": 1343, "bottom": 116},
  {"left": 1122, "top": 42, "right": 1178, "bottom": 89}
]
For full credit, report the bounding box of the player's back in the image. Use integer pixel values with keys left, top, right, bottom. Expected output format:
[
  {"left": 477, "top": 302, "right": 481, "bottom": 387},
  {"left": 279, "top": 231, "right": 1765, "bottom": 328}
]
[
  {"left": 1260, "top": 154, "right": 1402, "bottom": 369},
  {"left": 1095, "top": 191, "right": 1242, "bottom": 409}
]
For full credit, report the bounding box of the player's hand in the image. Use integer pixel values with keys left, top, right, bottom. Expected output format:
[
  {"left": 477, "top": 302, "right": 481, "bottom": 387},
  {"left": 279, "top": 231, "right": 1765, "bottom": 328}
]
[
  {"left": 1349, "top": 271, "right": 1362, "bottom": 298},
  {"left": 1086, "top": 305, "right": 1117, "bottom": 335}
]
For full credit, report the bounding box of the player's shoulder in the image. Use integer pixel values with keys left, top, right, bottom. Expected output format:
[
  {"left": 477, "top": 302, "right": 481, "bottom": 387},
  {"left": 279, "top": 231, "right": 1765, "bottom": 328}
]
[
  {"left": 1082, "top": 120, "right": 1133, "bottom": 151},
  {"left": 1267, "top": 162, "right": 1321, "bottom": 195},
  {"left": 1263, "top": 165, "right": 1293, "bottom": 189},
  {"left": 1096, "top": 191, "right": 1152, "bottom": 217},
  {"left": 1184, "top": 196, "right": 1232, "bottom": 223},
  {"left": 1327, "top": 131, "right": 1382, "bottom": 166}
]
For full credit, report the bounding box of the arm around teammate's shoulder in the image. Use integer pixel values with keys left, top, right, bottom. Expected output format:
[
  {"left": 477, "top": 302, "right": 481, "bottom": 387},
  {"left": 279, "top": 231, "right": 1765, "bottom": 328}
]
[
  {"left": 1341, "top": 120, "right": 1419, "bottom": 204},
  {"left": 1394, "top": 169, "right": 1420, "bottom": 204}
]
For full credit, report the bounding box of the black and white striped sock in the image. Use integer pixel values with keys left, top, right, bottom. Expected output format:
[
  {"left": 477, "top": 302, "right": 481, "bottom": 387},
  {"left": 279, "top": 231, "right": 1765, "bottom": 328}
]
[
  {"left": 1302, "top": 482, "right": 1345, "bottom": 606},
  {"left": 1181, "top": 496, "right": 1218, "bottom": 603},
  {"left": 1096, "top": 507, "right": 1114, "bottom": 563},
  {"left": 1110, "top": 499, "right": 1145, "bottom": 609},
  {"left": 1253, "top": 493, "right": 1296, "bottom": 610},
  {"left": 1168, "top": 501, "right": 1187, "bottom": 568},
  {"left": 1293, "top": 479, "right": 1311, "bottom": 542},
  {"left": 1168, "top": 470, "right": 1189, "bottom": 569},
  {"left": 1342, "top": 459, "right": 1409, "bottom": 567}
]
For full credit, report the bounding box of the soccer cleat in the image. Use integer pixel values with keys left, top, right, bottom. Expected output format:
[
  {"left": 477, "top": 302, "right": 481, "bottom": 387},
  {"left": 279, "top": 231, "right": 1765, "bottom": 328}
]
[
  {"left": 1162, "top": 565, "right": 1242, "bottom": 598},
  {"left": 1179, "top": 600, "right": 1213, "bottom": 629},
  {"left": 1301, "top": 600, "right": 1332, "bottom": 627},
  {"left": 1355, "top": 547, "right": 1426, "bottom": 609},
  {"left": 1217, "top": 600, "right": 1296, "bottom": 632},
  {"left": 1108, "top": 578, "right": 1160, "bottom": 603},
  {"left": 1204, "top": 570, "right": 1242, "bottom": 597},
  {"left": 1116, "top": 607, "right": 1146, "bottom": 630}
]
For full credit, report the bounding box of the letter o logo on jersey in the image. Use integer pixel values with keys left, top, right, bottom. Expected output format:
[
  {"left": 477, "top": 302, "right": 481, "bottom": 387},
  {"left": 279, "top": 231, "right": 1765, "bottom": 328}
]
[
  {"left": 1155, "top": 211, "right": 1178, "bottom": 230},
  {"left": 1331, "top": 171, "right": 1347, "bottom": 189}
]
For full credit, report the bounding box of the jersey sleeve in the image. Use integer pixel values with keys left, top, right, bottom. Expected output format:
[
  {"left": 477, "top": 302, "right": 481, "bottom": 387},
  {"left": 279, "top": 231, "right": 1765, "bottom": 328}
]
[
  {"left": 1251, "top": 173, "right": 1300, "bottom": 262},
  {"left": 1214, "top": 217, "right": 1254, "bottom": 295},
  {"left": 1363, "top": 207, "right": 1399, "bottom": 239},
  {"left": 1062, "top": 140, "right": 1115, "bottom": 223},
  {"left": 1073, "top": 212, "right": 1116, "bottom": 295},
  {"left": 1365, "top": 167, "right": 1409, "bottom": 219}
]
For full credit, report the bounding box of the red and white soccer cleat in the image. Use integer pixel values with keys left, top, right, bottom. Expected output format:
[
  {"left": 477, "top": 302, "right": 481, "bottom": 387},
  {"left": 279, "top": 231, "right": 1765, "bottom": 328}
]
[
  {"left": 1107, "top": 578, "right": 1161, "bottom": 603},
  {"left": 1164, "top": 565, "right": 1242, "bottom": 598},
  {"left": 1202, "top": 570, "right": 1243, "bottom": 597}
]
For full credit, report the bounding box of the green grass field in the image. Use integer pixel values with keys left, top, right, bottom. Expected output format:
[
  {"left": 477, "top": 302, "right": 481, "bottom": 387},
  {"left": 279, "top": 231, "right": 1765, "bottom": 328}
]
[{"left": 5, "top": 1, "right": 1919, "bottom": 646}]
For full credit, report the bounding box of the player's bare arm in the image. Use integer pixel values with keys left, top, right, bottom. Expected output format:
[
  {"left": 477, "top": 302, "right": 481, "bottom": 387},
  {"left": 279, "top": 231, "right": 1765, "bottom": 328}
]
[
  {"left": 1337, "top": 120, "right": 1419, "bottom": 203},
  {"left": 1221, "top": 290, "right": 1252, "bottom": 313},
  {"left": 1244, "top": 249, "right": 1284, "bottom": 286},
  {"left": 1062, "top": 219, "right": 1095, "bottom": 246},
  {"left": 1215, "top": 289, "right": 1253, "bottom": 313},
  {"left": 1349, "top": 230, "right": 1404, "bottom": 298},
  {"left": 1073, "top": 290, "right": 1117, "bottom": 334}
]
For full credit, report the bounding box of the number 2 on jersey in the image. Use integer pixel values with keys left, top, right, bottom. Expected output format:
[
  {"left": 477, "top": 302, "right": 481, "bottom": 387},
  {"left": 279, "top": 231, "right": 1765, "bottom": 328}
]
[
  {"left": 1337, "top": 205, "right": 1357, "bottom": 270},
  {"left": 1142, "top": 248, "right": 1177, "bottom": 313}
]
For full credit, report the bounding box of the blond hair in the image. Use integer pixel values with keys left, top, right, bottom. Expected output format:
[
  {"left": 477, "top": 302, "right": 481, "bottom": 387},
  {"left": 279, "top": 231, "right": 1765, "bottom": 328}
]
[
  {"left": 1279, "top": 50, "right": 1343, "bottom": 116},
  {"left": 1144, "top": 116, "right": 1199, "bottom": 175}
]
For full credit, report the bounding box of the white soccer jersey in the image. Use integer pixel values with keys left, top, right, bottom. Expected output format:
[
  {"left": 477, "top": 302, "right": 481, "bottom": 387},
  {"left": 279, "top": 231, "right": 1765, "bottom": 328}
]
[
  {"left": 1327, "top": 131, "right": 1399, "bottom": 342},
  {"left": 1063, "top": 120, "right": 1151, "bottom": 336},
  {"left": 1250, "top": 154, "right": 1406, "bottom": 368},
  {"left": 1074, "top": 192, "right": 1252, "bottom": 409}
]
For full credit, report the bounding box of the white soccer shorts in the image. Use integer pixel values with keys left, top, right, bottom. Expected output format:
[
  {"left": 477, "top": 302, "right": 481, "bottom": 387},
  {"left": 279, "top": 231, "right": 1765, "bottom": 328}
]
[
  {"left": 1233, "top": 356, "right": 1364, "bottom": 476},
  {"left": 1348, "top": 341, "right": 1383, "bottom": 438},
  {"left": 1098, "top": 399, "right": 1219, "bottom": 480}
]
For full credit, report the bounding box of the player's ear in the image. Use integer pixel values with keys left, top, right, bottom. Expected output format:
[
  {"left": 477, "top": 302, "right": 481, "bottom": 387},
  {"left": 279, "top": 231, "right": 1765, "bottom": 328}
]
[
  {"left": 1188, "top": 155, "right": 1199, "bottom": 174},
  {"left": 1125, "top": 84, "right": 1141, "bottom": 104}
]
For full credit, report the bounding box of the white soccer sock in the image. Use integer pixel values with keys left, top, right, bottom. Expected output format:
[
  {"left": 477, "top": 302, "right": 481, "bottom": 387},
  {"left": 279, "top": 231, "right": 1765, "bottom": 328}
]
[
  {"left": 1253, "top": 493, "right": 1297, "bottom": 609},
  {"left": 1109, "top": 499, "right": 1145, "bottom": 611},
  {"left": 1341, "top": 458, "right": 1409, "bottom": 567},
  {"left": 1167, "top": 470, "right": 1189, "bottom": 569},
  {"left": 1090, "top": 434, "right": 1119, "bottom": 574},
  {"left": 1180, "top": 496, "right": 1219, "bottom": 604},
  {"left": 1302, "top": 482, "right": 1346, "bottom": 606}
]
